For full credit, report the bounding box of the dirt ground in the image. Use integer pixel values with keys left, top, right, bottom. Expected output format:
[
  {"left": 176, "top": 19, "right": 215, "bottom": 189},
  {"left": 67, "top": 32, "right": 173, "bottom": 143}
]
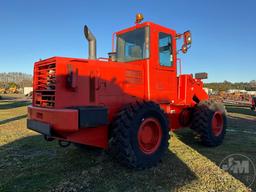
[{"left": 0, "top": 100, "right": 255, "bottom": 192}]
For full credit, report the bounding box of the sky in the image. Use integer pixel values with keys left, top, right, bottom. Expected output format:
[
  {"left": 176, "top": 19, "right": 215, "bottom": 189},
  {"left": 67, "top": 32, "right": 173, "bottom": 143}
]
[{"left": 0, "top": 0, "right": 255, "bottom": 83}]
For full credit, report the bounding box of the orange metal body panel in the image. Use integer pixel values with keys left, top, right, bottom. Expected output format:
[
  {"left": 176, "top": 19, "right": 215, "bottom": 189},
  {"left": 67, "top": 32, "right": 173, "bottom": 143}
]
[
  {"left": 28, "top": 105, "right": 78, "bottom": 132},
  {"left": 28, "top": 22, "right": 209, "bottom": 148},
  {"left": 65, "top": 126, "right": 108, "bottom": 148}
]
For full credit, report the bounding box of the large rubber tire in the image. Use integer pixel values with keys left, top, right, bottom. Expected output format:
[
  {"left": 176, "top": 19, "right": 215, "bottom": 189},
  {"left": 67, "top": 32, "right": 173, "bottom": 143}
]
[
  {"left": 191, "top": 101, "right": 227, "bottom": 147},
  {"left": 110, "top": 101, "right": 170, "bottom": 169}
]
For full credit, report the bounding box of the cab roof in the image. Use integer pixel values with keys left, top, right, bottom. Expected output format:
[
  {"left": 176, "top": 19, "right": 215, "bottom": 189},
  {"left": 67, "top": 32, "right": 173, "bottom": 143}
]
[{"left": 116, "top": 21, "right": 177, "bottom": 36}]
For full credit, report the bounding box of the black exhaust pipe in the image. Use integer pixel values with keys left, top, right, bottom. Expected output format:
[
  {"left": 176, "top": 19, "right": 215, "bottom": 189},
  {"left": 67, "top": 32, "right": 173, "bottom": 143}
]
[{"left": 84, "top": 25, "right": 96, "bottom": 60}]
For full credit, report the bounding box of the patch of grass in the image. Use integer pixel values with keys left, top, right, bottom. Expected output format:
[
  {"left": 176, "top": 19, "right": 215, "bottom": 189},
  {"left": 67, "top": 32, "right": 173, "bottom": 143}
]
[
  {"left": 225, "top": 104, "right": 256, "bottom": 117},
  {"left": 0, "top": 94, "right": 25, "bottom": 100},
  {"left": 0, "top": 118, "right": 249, "bottom": 192},
  {"left": 0, "top": 101, "right": 31, "bottom": 109},
  {"left": 175, "top": 113, "right": 256, "bottom": 191},
  {"left": 0, "top": 101, "right": 29, "bottom": 121},
  {"left": 0, "top": 102, "right": 252, "bottom": 191},
  {"left": 0, "top": 114, "right": 27, "bottom": 125}
]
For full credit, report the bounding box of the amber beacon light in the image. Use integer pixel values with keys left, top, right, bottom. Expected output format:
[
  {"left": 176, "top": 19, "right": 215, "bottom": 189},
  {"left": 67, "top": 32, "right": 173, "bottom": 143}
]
[{"left": 135, "top": 13, "right": 144, "bottom": 24}]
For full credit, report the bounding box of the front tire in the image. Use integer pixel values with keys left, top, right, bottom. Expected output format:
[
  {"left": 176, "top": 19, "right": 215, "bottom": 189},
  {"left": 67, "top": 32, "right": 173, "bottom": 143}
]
[
  {"left": 191, "top": 101, "right": 227, "bottom": 147},
  {"left": 110, "top": 101, "right": 170, "bottom": 169}
]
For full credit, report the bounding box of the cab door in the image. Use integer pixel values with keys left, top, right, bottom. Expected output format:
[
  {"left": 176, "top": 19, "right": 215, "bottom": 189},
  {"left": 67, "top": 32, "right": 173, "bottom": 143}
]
[{"left": 153, "top": 31, "right": 177, "bottom": 103}]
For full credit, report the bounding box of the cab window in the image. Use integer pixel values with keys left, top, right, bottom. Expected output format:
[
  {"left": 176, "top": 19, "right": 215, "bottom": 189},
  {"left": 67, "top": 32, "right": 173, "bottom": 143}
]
[
  {"left": 159, "top": 32, "right": 173, "bottom": 67},
  {"left": 116, "top": 27, "right": 150, "bottom": 62}
]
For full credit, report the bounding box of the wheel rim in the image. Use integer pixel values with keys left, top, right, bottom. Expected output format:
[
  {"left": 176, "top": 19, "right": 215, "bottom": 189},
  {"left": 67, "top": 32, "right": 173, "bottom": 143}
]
[
  {"left": 137, "top": 118, "right": 162, "bottom": 154},
  {"left": 211, "top": 112, "right": 224, "bottom": 137}
]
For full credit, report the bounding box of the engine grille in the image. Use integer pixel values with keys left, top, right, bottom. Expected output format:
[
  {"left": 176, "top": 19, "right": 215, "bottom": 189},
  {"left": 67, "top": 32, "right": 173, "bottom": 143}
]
[{"left": 34, "top": 63, "right": 56, "bottom": 108}]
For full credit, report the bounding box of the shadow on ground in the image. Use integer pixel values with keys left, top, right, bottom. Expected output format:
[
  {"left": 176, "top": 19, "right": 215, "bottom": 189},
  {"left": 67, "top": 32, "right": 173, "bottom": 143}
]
[
  {"left": 0, "top": 114, "right": 27, "bottom": 125},
  {"left": 225, "top": 105, "right": 256, "bottom": 117},
  {"left": 0, "top": 101, "right": 31, "bottom": 110},
  {"left": 0, "top": 135, "right": 197, "bottom": 192},
  {"left": 175, "top": 115, "right": 256, "bottom": 190}
]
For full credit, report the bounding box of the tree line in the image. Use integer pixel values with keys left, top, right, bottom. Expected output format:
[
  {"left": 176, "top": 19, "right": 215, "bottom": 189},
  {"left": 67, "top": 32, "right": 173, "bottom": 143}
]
[
  {"left": 204, "top": 80, "right": 256, "bottom": 92},
  {"left": 0, "top": 72, "right": 255, "bottom": 92},
  {"left": 0, "top": 72, "right": 32, "bottom": 89}
]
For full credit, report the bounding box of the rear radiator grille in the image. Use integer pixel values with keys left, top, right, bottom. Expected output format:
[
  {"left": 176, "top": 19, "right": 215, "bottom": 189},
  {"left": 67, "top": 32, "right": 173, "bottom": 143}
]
[{"left": 34, "top": 63, "right": 56, "bottom": 108}]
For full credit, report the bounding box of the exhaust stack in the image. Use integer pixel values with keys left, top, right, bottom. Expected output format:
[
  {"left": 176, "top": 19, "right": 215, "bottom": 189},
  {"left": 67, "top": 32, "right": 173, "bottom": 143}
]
[{"left": 84, "top": 25, "right": 96, "bottom": 60}]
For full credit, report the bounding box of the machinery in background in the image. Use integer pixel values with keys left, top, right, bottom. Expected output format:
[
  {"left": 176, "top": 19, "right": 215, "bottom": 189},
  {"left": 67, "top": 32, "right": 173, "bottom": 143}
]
[{"left": 251, "top": 96, "right": 256, "bottom": 111}]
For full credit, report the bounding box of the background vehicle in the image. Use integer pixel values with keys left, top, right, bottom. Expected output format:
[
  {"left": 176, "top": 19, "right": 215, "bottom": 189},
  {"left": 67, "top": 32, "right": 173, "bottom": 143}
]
[
  {"left": 27, "top": 14, "right": 227, "bottom": 168},
  {"left": 251, "top": 96, "right": 256, "bottom": 110}
]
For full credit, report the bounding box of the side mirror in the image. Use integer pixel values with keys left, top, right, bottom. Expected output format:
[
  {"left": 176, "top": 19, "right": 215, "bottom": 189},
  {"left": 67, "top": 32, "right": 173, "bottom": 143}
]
[
  {"left": 184, "top": 31, "right": 192, "bottom": 45},
  {"left": 177, "top": 30, "right": 192, "bottom": 54}
]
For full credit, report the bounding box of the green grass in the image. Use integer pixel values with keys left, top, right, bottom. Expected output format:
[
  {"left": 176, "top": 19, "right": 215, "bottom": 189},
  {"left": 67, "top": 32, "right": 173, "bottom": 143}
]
[
  {"left": 0, "top": 101, "right": 30, "bottom": 121},
  {"left": 225, "top": 104, "right": 256, "bottom": 117},
  {"left": 0, "top": 119, "right": 249, "bottom": 192},
  {"left": 0, "top": 94, "right": 25, "bottom": 100},
  {"left": 0, "top": 101, "right": 252, "bottom": 191},
  {"left": 175, "top": 106, "right": 256, "bottom": 191}
]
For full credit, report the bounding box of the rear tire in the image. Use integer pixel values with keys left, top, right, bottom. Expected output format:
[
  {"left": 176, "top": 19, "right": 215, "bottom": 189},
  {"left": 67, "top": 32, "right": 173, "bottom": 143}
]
[
  {"left": 191, "top": 101, "right": 227, "bottom": 147},
  {"left": 110, "top": 101, "right": 170, "bottom": 169}
]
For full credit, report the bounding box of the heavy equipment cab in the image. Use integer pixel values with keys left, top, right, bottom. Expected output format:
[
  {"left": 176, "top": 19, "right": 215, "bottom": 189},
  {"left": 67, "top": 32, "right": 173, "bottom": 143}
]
[
  {"left": 27, "top": 14, "right": 227, "bottom": 169},
  {"left": 113, "top": 21, "right": 180, "bottom": 104},
  {"left": 116, "top": 24, "right": 173, "bottom": 66}
]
